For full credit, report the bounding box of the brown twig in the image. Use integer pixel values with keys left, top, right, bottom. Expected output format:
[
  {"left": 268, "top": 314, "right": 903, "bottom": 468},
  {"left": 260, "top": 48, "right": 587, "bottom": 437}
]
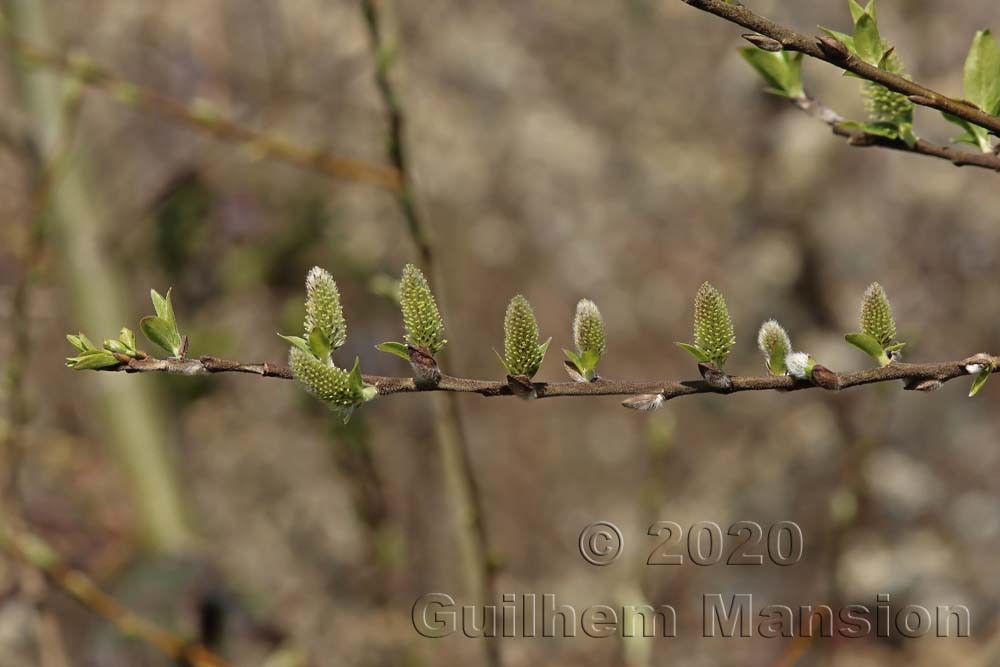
[
  {"left": 790, "top": 93, "right": 1000, "bottom": 171},
  {"left": 0, "top": 15, "right": 401, "bottom": 190},
  {"left": 101, "top": 353, "right": 999, "bottom": 403},
  {"left": 684, "top": 0, "right": 1000, "bottom": 135},
  {"left": 0, "top": 520, "right": 236, "bottom": 667}
]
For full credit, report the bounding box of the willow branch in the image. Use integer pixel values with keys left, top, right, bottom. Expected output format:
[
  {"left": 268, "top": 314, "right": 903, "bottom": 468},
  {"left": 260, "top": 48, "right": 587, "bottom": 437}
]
[
  {"left": 0, "top": 16, "right": 401, "bottom": 190},
  {"left": 100, "top": 353, "right": 999, "bottom": 402},
  {"left": 791, "top": 93, "right": 1000, "bottom": 171},
  {"left": 0, "top": 520, "right": 236, "bottom": 667},
  {"left": 683, "top": 0, "right": 1000, "bottom": 135}
]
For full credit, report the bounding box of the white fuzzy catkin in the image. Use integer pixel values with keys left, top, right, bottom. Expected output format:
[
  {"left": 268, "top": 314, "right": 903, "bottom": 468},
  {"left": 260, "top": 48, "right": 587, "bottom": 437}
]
[{"left": 785, "top": 352, "right": 813, "bottom": 379}]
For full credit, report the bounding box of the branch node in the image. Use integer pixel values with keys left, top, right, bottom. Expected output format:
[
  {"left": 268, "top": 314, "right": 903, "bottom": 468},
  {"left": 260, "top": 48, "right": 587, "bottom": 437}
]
[
  {"left": 742, "top": 33, "right": 783, "bottom": 52},
  {"left": 815, "top": 35, "right": 850, "bottom": 61},
  {"left": 506, "top": 374, "right": 537, "bottom": 400},
  {"left": 810, "top": 365, "right": 841, "bottom": 391},
  {"left": 698, "top": 362, "right": 732, "bottom": 390}
]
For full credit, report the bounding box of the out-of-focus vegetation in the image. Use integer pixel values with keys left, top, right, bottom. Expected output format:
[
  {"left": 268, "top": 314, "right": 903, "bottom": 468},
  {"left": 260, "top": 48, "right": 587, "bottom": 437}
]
[{"left": 2, "top": 1, "right": 1000, "bottom": 666}]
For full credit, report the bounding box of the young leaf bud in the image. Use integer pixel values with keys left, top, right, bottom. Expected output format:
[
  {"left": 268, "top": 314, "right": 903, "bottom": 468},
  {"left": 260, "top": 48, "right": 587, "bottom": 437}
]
[
  {"left": 564, "top": 299, "right": 605, "bottom": 381},
  {"left": 757, "top": 319, "right": 791, "bottom": 375},
  {"left": 785, "top": 351, "right": 816, "bottom": 380}
]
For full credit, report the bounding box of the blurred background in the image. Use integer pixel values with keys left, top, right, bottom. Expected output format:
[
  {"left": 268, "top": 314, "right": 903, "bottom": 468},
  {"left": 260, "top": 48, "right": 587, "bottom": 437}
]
[{"left": 1, "top": 0, "right": 999, "bottom": 665}]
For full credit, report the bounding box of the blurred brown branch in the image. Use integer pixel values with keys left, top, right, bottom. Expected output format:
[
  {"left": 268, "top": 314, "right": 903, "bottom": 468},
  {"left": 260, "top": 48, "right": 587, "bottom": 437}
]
[
  {"left": 0, "top": 13, "right": 402, "bottom": 190},
  {"left": 683, "top": 0, "right": 1000, "bottom": 136},
  {"left": 96, "top": 352, "right": 1000, "bottom": 403},
  {"left": 0, "top": 518, "right": 236, "bottom": 667}
]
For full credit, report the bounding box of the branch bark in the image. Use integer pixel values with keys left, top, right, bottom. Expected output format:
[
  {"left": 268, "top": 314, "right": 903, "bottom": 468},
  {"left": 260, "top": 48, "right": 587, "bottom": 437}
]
[
  {"left": 101, "top": 353, "right": 999, "bottom": 403},
  {"left": 0, "top": 518, "right": 235, "bottom": 667},
  {"left": 684, "top": 0, "right": 1000, "bottom": 136}
]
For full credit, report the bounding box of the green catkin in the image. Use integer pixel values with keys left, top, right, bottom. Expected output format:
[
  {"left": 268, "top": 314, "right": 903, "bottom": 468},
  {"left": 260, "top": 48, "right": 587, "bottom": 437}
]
[
  {"left": 399, "top": 264, "right": 446, "bottom": 353},
  {"left": 573, "top": 299, "right": 606, "bottom": 357},
  {"left": 693, "top": 282, "right": 736, "bottom": 366},
  {"left": 861, "top": 282, "right": 896, "bottom": 346},
  {"left": 503, "top": 295, "right": 546, "bottom": 378},
  {"left": 304, "top": 266, "right": 346, "bottom": 351}
]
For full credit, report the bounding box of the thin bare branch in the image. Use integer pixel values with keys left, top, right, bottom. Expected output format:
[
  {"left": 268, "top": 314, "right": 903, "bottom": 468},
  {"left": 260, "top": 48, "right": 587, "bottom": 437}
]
[
  {"left": 683, "top": 0, "right": 1000, "bottom": 135},
  {"left": 0, "top": 519, "right": 236, "bottom": 667},
  {"left": 0, "top": 16, "right": 401, "bottom": 190},
  {"left": 790, "top": 93, "right": 1000, "bottom": 172},
  {"left": 99, "top": 353, "right": 999, "bottom": 404}
]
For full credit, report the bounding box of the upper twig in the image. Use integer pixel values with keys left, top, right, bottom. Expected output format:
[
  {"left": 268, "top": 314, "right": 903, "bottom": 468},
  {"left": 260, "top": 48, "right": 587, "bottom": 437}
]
[
  {"left": 791, "top": 92, "right": 1000, "bottom": 171},
  {"left": 683, "top": 0, "right": 1000, "bottom": 135}
]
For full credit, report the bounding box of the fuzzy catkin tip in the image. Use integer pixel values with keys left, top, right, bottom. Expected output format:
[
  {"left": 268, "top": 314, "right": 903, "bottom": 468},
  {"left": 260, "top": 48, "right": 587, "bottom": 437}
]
[
  {"left": 573, "top": 299, "right": 606, "bottom": 356},
  {"left": 785, "top": 351, "right": 814, "bottom": 380},
  {"left": 304, "top": 267, "right": 346, "bottom": 351},
  {"left": 757, "top": 319, "right": 791, "bottom": 374},
  {"left": 399, "top": 264, "right": 446, "bottom": 354}
]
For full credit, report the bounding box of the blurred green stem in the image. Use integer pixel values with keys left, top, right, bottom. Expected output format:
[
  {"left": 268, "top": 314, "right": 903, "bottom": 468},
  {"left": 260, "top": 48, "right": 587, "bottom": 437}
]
[
  {"left": 359, "top": 2, "right": 501, "bottom": 664},
  {"left": 4, "top": 0, "right": 189, "bottom": 553}
]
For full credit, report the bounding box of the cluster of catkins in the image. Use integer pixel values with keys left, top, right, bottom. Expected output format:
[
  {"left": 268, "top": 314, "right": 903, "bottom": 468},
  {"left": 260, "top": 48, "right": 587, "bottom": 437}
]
[
  {"left": 66, "top": 267, "right": 992, "bottom": 420},
  {"left": 280, "top": 265, "right": 923, "bottom": 420}
]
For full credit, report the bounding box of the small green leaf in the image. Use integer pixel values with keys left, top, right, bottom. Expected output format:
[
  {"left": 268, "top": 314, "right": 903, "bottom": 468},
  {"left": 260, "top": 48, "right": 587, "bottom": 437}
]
[
  {"left": 580, "top": 349, "right": 601, "bottom": 372},
  {"left": 150, "top": 288, "right": 177, "bottom": 331},
  {"left": 675, "top": 342, "right": 711, "bottom": 363},
  {"left": 66, "top": 333, "right": 90, "bottom": 353},
  {"left": 964, "top": 29, "right": 1000, "bottom": 115},
  {"left": 278, "top": 333, "right": 313, "bottom": 356},
  {"left": 563, "top": 348, "right": 584, "bottom": 372},
  {"left": 347, "top": 357, "right": 365, "bottom": 395},
  {"left": 884, "top": 342, "right": 907, "bottom": 353},
  {"left": 848, "top": 0, "right": 868, "bottom": 22},
  {"left": 739, "top": 48, "right": 804, "bottom": 98},
  {"left": 140, "top": 315, "right": 182, "bottom": 356},
  {"left": 942, "top": 112, "right": 992, "bottom": 152},
  {"left": 845, "top": 332, "right": 889, "bottom": 365},
  {"left": 103, "top": 339, "right": 132, "bottom": 356},
  {"left": 840, "top": 120, "right": 899, "bottom": 139},
  {"left": 853, "top": 13, "right": 883, "bottom": 65},
  {"left": 970, "top": 368, "right": 992, "bottom": 397},
  {"left": 537, "top": 337, "right": 552, "bottom": 363},
  {"left": 66, "top": 351, "right": 120, "bottom": 370},
  {"left": 494, "top": 348, "right": 513, "bottom": 376},
  {"left": 119, "top": 327, "right": 136, "bottom": 351},
  {"left": 376, "top": 341, "right": 411, "bottom": 361},
  {"left": 308, "top": 327, "right": 332, "bottom": 362}
]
